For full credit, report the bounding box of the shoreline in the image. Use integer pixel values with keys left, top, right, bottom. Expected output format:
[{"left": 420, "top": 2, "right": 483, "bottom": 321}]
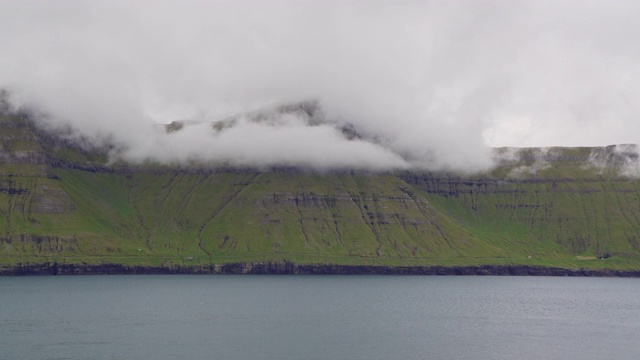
[{"left": 2, "top": 262, "right": 640, "bottom": 277}]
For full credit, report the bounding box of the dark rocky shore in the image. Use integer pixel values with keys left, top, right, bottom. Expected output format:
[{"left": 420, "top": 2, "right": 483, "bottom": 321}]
[{"left": 2, "top": 262, "right": 640, "bottom": 277}]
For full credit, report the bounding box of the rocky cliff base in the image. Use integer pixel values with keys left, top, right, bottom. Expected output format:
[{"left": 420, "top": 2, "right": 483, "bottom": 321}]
[{"left": 2, "top": 262, "right": 640, "bottom": 277}]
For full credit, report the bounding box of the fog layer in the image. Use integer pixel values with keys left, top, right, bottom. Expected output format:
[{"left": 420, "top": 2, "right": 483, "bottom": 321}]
[{"left": 1, "top": 1, "right": 639, "bottom": 171}]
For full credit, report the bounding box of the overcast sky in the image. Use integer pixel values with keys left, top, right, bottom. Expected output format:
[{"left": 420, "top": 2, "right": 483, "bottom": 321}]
[{"left": 1, "top": 0, "right": 639, "bottom": 170}]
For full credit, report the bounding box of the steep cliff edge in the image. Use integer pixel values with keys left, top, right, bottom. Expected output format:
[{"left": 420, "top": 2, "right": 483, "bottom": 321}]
[{"left": 1, "top": 113, "right": 640, "bottom": 273}]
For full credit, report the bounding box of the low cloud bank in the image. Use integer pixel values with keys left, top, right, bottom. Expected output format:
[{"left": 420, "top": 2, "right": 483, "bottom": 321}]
[{"left": 1, "top": 1, "right": 639, "bottom": 171}]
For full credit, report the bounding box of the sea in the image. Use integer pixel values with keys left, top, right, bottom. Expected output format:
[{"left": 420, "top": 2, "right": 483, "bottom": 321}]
[{"left": 1, "top": 275, "right": 638, "bottom": 360}]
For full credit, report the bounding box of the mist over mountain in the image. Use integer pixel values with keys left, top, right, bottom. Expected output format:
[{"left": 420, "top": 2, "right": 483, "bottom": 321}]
[
  {"left": 3, "top": 108, "right": 640, "bottom": 274},
  {"left": 1, "top": 1, "right": 640, "bottom": 171}
]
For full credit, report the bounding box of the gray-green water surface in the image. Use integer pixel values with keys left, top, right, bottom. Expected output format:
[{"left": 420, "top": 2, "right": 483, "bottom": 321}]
[{"left": 1, "top": 276, "right": 639, "bottom": 359}]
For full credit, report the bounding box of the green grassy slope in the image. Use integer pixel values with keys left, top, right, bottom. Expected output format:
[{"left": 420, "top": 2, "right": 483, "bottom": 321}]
[
  {"left": 4, "top": 169, "right": 501, "bottom": 266},
  {"left": 401, "top": 146, "right": 640, "bottom": 269},
  {"left": 1, "top": 115, "right": 640, "bottom": 270}
]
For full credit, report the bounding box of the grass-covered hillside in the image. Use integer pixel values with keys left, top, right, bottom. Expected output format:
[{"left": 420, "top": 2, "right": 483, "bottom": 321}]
[{"left": 2, "top": 113, "right": 640, "bottom": 272}]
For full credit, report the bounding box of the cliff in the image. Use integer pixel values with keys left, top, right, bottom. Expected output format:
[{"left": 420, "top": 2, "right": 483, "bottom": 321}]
[{"left": 1, "top": 113, "right": 640, "bottom": 274}]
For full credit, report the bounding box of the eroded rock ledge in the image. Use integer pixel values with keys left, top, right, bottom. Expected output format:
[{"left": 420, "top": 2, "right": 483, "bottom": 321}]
[{"left": 2, "top": 262, "right": 639, "bottom": 277}]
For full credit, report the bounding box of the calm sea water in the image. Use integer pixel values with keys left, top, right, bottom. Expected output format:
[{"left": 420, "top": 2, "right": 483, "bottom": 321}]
[{"left": 1, "top": 275, "right": 639, "bottom": 360}]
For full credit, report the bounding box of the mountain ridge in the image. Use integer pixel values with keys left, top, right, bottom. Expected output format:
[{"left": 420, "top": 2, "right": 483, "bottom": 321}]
[{"left": 2, "top": 112, "right": 640, "bottom": 274}]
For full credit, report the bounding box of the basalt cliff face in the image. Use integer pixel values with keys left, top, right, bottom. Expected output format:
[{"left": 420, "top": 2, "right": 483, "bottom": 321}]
[{"left": 2, "top": 112, "right": 640, "bottom": 274}]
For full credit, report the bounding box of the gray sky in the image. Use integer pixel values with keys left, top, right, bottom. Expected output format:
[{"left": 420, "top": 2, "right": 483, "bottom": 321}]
[{"left": 1, "top": 0, "right": 639, "bottom": 170}]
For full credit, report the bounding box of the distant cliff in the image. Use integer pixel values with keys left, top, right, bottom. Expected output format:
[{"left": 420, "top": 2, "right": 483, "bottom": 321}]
[{"left": 2, "top": 113, "right": 640, "bottom": 274}]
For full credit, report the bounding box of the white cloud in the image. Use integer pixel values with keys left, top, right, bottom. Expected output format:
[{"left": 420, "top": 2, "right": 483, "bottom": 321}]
[{"left": 1, "top": 0, "right": 639, "bottom": 170}]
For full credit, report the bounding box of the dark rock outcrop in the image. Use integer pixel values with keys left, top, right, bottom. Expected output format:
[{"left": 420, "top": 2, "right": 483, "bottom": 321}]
[{"left": 2, "top": 262, "right": 639, "bottom": 277}]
